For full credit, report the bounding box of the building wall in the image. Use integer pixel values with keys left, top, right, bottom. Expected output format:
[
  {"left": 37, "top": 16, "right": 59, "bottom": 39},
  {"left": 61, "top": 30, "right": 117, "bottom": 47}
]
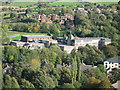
[
  {"left": 105, "top": 42, "right": 111, "bottom": 45},
  {"left": 21, "top": 36, "right": 52, "bottom": 42},
  {"left": 71, "top": 39, "right": 100, "bottom": 47}
]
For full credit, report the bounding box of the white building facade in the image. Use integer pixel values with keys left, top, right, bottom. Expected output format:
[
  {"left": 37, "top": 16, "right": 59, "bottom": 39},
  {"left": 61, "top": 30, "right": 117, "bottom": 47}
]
[{"left": 104, "top": 57, "right": 120, "bottom": 73}]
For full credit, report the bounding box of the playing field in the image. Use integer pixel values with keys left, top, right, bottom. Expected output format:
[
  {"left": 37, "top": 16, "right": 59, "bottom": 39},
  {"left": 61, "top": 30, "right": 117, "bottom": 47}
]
[
  {"left": 4, "top": 2, "right": 37, "bottom": 7},
  {"left": 50, "top": 2, "right": 84, "bottom": 6}
]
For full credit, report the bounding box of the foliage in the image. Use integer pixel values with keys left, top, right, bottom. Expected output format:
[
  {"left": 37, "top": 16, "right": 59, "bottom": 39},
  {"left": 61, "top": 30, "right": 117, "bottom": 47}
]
[
  {"left": 78, "top": 45, "right": 105, "bottom": 65},
  {"left": 108, "top": 68, "right": 120, "bottom": 84},
  {"left": 19, "top": 79, "right": 35, "bottom": 88}
]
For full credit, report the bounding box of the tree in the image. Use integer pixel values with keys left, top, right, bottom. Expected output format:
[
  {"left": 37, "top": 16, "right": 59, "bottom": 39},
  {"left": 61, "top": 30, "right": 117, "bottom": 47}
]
[
  {"left": 4, "top": 75, "right": 11, "bottom": 88},
  {"left": 98, "top": 79, "right": 111, "bottom": 88},
  {"left": 25, "top": 8, "right": 32, "bottom": 14},
  {"left": 101, "top": 45, "right": 118, "bottom": 58},
  {"left": 61, "top": 83, "right": 75, "bottom": 88},
  {"left": 78, "top": 45, "right": 105, "bottom": 65},
  {"left": 60, "top": 67, "right": 72, "bottom": 84},
  {"left": 89, "top": 77, "right": 101, "bottom": 88},
  {"left": 4, "top": 46, "right": 19, "bottom": 63},
  {"left": 20, "top": 79, "right": 35, "bottom": 88},
  {"left": 12, "top": 62, "right": 25, "bottom": 79},
  {"left": 76, "top": 56, "right": 81, "bottom": 81},
  {"left": 10, "top": 12, "right": 18, "bottom": 18},
  {"left": 73, "top": 81, "right": 81, "bottom": 88},
  {"left": 21, "top": 67, "right": 35, "bottom": 82},
  {"left": 32, "top": 75, "right": 56, "bottom": 88},
  {"left": 1, "top": 24, "right": 10, "bottom": 45},
  {"left": 22, "top": 18, "right": 38, "bottom": 23},
  {"left": 84, "top": 68, "right": 107, "bottom": 80},
  {"left": 12, "top": 23, "right": 29, "bottom": 32},
  {"left": 80, "top": 73, "right": 89, "bottom": 88},
  {"left": 33, "top": 25, "right": 40, "bottom": 33},
  {"left": 108, "top": 68, "right": 120, "bottom": 84},
  {"left": 11, "top": 77, "right": 20, "bottom": 88},
  {"left": 71, "top": 57, "right": 77, "bottom": 84},
  {"left": 97, "top": 64, "right": 106, "bottom": 73}
]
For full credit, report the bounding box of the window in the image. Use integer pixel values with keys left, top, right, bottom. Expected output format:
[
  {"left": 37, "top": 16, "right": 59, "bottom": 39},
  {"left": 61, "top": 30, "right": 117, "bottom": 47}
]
[
  {"left": 105, "top": 65, "right": 107, "bottom": 68},
  {"left": 105, "top": 62, "right": 108, "bottom": 64}
]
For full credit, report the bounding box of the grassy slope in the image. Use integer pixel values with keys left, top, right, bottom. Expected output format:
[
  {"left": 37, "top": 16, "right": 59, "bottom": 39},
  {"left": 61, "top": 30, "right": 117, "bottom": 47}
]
[
  {"left": 50, "top": 2, "right": 84, "bottom": 6},
  {"left": 50, "top": 0, "right": 119, "bottom": 6},
  {"left": 4, "top": 2, "right": 37, "bottom": 7},
  {"left": 83, "top": 0, "right": 119, "bottom": 2}
]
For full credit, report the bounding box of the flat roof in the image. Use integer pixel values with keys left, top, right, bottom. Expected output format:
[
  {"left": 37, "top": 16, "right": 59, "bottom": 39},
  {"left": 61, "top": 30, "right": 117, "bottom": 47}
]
[
  {"left": 21, "top": 35, "right": 52, "bottom": 38},
  {"left": 73, "top": 37, "right": 111, "bottom": 41}
]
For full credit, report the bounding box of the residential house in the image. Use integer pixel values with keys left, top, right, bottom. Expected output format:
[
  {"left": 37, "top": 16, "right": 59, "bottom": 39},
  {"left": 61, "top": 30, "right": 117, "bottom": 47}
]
[{"left": 104, "top": 57, "right": 120, "bottom": 73}]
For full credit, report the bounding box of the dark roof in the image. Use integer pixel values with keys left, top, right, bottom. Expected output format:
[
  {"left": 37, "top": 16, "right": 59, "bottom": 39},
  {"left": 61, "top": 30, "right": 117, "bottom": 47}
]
[
  {"left": 105, "top": 57, "right": 120, "bottom": 63},
  {"left": 21, "top": 35, "right": 52, "bottom": 38}
]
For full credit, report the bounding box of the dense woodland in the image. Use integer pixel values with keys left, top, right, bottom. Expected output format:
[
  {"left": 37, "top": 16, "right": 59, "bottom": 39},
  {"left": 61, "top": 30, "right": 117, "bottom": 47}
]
[
  {"left": 1, "top": 1, "right": 120, "bottom": 89},
  {"left": 2, "top": 45, "right": 119, "bottom": 88}
]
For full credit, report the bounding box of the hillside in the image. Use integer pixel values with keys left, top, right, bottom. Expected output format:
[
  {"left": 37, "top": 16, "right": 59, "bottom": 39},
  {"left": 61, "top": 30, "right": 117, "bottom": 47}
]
[{"left": 2, "top": 0, "right": 119, "bottom": 2}]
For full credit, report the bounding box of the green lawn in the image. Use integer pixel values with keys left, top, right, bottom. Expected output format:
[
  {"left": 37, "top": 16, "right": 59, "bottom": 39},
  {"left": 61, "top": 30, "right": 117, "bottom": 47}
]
[
  {"left": 83, "top": 0, "right": 119, "bottom": 2},
  {"left": 31, "top": 12, "right": 38, "bottom": 14},
  {"left": 5, "top": 2, "right": 37, "bottom": 7},
  {"left": 98, "top": 2, "right": 118, "bottom": 5},
  {"left": 49, "top": 2, "right": 84, "bottom": 6}
]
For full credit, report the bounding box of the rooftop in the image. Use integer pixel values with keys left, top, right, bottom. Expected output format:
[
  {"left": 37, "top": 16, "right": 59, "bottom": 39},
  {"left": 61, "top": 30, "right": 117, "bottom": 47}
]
[
  {"left": 81, "top": 63, "right": 97, "bottom": 71},
  {"left": 105, "top": 57, "right": 120, "bottom": 63},
  {"left": 21, "top": 35, "right": 52, "bottom": 38}
]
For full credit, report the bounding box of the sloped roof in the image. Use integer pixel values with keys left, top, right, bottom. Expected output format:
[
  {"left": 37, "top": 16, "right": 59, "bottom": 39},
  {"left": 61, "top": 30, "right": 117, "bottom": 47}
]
[{"left": 105, "top": 57, "right": 120, "bottom": 63}]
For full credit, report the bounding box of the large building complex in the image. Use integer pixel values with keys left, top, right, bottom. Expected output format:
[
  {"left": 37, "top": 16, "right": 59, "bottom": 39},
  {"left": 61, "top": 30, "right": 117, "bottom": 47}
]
[
  {"left": 57, "top": 34, "right": 111, "bottom": 53},
  {"left": 66, "top": 34, "right": 111, "bottom": 47},
  {"left": 11, "top": 34, "right": 111, "bottom": 53}
]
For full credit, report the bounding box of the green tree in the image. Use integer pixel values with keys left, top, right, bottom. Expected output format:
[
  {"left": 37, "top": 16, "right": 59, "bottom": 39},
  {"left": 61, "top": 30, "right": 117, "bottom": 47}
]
[
  {"left": 71, "top": 57, "right": 77, "bottom": 84},
  {"left": 98, "top": 79, "right": 111, "bottom": 88},
  {"left": 21, "top": 67, "right": 35, "bottom": 82},
  {"left": 61, "top": 83, "right": 75, "bottom": 88},
  {"left": 101, "top": 45, "right": 118, "bottom": 58},
  {"left": 108, "top": 68, "right": 120, "bottom": 84},
  {"left": 11, "top": 77, "right": 20, "bottom": 88},
  {"left": 97, "top": 64, "right": 106, "bottom": 73},
  {"left": 60, "top": 67, "right": 72, "bottom": 84},
  {"left": 20, "top": 79, "right": 35, "bottom": 88},
  {"left": 89, "top": 77, "right": 101, "bottom": 88},
  {"left": 10, "top": 12, "right": 18, "bottom": 18},
  {"left": 4, "top": 46, "right": 19, "bottom": 63},
  {"left": 4, "top": 75, "right": 11, "bottom": 88},
  {"left": 32, "top": 75, "right": 56, "bottom": 88},
  {"left": 1, "top": 24, "right": 10, "bottom": 45}
]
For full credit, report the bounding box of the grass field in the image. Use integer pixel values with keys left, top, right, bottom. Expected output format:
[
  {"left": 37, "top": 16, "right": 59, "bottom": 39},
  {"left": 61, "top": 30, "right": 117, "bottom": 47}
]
[
  {"left": 98, "top": 2, "right": 118, "bottom": 5},
  {"left": 8, "top": 31, "right": 46, "bottom": 40},
  {"left": 4, "top": 2, "right": 37, "bottom": 7},
  {"left": 50, "top": 2, "right": 84, "bottom": 6},
  {"left": 83, "top": 0, "right": 119, "bottom": 2},
  {"left": 31, "top": 12, "right": 38, "bottom": 14},
  {"left": 50, "top": 1, "right": 118, "bottom": 6}
]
